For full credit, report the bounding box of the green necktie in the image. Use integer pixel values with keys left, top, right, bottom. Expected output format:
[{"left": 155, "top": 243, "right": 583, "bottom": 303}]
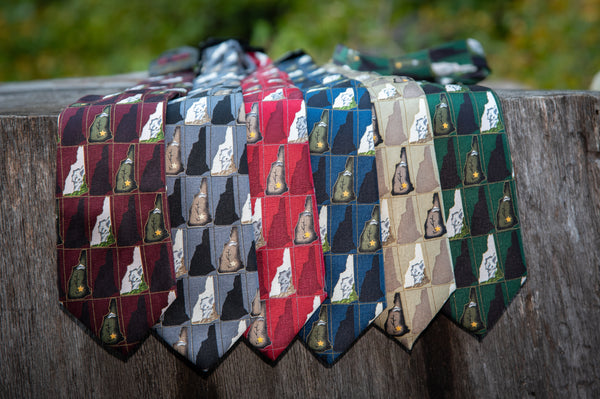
[{"left": 333, "top": 39, "right": 490, "bottom": 85}]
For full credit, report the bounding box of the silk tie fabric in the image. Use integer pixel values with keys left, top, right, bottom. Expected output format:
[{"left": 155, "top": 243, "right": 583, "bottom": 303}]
[
  {"left": 420, "top": 81, "right": 527, "bottom": 338},
  {"left": 331, "top": 67, "right": 456, "bottom": 350},
  {"left": 333, "top": 39, "right": 490, "bottom": 85},
  {"left": 152, "top": 40, "right": 261, "bottom": 372},
  {"left": 240, "top": 60, "right": 327, "bottom": 362},
  {"left": 57, "top": 71, "right": 193, "bottom": 358},
  {"left": 276, "top": 53, "right": 387, "bottom": 365}
]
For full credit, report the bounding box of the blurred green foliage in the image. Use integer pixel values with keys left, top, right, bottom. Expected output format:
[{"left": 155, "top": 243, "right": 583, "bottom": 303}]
[{"left": 1, "top": 0, "right": 598, "bottom": 88}]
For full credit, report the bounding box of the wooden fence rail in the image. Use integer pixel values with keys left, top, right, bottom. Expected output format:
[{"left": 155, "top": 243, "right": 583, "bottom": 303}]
[{"left": 1, "top": 77, "right": 599, "bottom": 398}]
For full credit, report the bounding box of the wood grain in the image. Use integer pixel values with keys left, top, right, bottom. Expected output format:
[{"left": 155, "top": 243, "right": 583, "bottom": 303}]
[{"left": 1, "top": 79, "right": 599, "bottom": 398}]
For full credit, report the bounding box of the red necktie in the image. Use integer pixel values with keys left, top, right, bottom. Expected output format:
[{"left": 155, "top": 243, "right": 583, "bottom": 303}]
[{"left": 240, "top": 62, "right": 327, "bottom": 361}]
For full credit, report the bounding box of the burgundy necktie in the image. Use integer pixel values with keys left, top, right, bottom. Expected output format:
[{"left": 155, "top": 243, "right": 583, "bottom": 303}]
[{"left": 57, "top": 70, "right": 193, "bottom": 358}]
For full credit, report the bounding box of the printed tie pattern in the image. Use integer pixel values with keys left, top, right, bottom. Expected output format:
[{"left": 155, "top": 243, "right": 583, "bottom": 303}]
[
  {"left": 56, "top": 72, "right": 193, "bottom": 358},
  {"left": 420, "top": 82, "right": 527, "bottom": 338},
  {"left": 152, "top": 40, "right": 261, "bottom": 372},
  {"left": 333, "top": 39, "right": 490, "bottom": 85},
  {"left": 334, "top": 68, "right": 456, "bottom": 350},
  {"left": 276, "top": 53, "right": 386, "bottom": 365},
  {"left": 240, "top": 61, "right": 327, "bottom": 361}
]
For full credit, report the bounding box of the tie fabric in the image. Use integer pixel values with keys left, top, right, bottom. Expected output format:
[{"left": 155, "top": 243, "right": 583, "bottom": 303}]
[
  {"left": 240, "top": 59, "right": 327, "bottom": 361},
  {"left": 56, "top": 70, "right": 194, "bottom": 358},
  {"left": 420, "top": 81, "right": 527, "bottom": 338},
  {"left": 275, "top": 53, "right": 387, "bottom": 365},
  {"left": 332, "top": 67, "right": 456, "bottom": 350},
  {"left": 333, "top": 39, "right": 490, "bottom": 85},
  {"left": 152, "top": 40, "right": 261, "bottom": 371}
]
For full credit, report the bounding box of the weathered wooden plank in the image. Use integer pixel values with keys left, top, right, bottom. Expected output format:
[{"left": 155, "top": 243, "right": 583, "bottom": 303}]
[
  {"left": 1, "top": 81, "right": 599, "bottom": 398},
  {"left": 0, "top": 72, "right": 144, "bottom": 116}
]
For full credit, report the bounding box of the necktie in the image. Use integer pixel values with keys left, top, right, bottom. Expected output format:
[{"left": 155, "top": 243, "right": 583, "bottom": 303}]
[
  {"left": 240, "top": 61, "right": 327, "bottom": 362},
  {"left": 57, "top": 69, "right": 194, "bottom": 358},
  {"left": 332, "top": 39, "right": 490, "bottom": 85},
  {"left": 276, "top": 53, "right": 386, "bottom": 365},
  {"left": 421, "top": 81, "right": 527, "bottom": 338},
  {"left": 334, "top": 68, "right": 456, "bottom": 350},
  {"left": 152, "top": 40, "right": 262, "bottom": 372}
]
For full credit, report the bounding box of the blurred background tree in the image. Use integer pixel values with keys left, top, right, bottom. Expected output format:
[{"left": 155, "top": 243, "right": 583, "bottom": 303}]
[{"left": 0, "top": 0, "right": 598, "bottom": 89}]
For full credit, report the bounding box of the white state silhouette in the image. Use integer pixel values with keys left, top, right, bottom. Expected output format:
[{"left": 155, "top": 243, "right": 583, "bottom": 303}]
[
  {"left": 318, "top": 206, "right": 328, "bottom": 246},
  {"left": 377, "top": 84, "right": 398, "bottom": 100},
  {"left": 357, "top": 122, "right": 375, "bottom": 154},
  {"left": 333, "top": 88, "right": 355, "bottom": 109},
  {"left": 140, "top": 102, "right": 163, "bottom": 141},
  {"left": 404, "top": 244, "right": 426, "bottom": 288},
  {"left": 447, "top": 189, "right": 465, "bottom": 238},
  {"left": 211, "top": 126, "right": 236, "bottom": 175},
  {"left": 117, "top": 93, "right": 142, "bottom": 104},
  {"left": 120, "top": 247, "right": 144, "bottom": 294},
  {"left": 63, "top": 146, "right": 86, "bottom": 195},
  {"left": 481, "top": 91, "right": 500, "bottom": 132},
  {"left": 269, "top": 248, "right": 293, "bottom": 297},
  {"left": 225, "top": 319, "right": 248, "bottom": 352},
  {"left": 331, "top": 255, "right": 356, "bottom": 303},
  {"left": 191, "top": 276, "right": 217, "bottom": 324},
  {"left": 288, "top": 101, "right": 308, "bottom": 143},
  {"left": 409, "top": 98, "right": 429, "bottom": 143},
  {"left": 185, "top": 96, "right": 210, "bottom": 125},
  {"left": 380, "top": 199, "right": 391, "bottom": 243},
  {"left": 240, "top": 193, "right": 252, "bottom": 224},
  {"left": 251, "top": 198, "right": 263, "bottom": 243},
  {"left": 90, "top": 196, "right": 112, "bottom": 245},
  {"left": 172, "top": 229, "right": 184, "bottom": 275},
  {"left": 478, "top": 235, "right": 499, "bottom": 283}
]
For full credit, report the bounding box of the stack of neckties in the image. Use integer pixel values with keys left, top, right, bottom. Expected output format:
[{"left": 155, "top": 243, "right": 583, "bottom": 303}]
[
  {"left": 56, "top": 37, "right": 527, "bottom": 367},
  {"left": 331, "top": 40, "right": 527, "bottom": 340}
]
